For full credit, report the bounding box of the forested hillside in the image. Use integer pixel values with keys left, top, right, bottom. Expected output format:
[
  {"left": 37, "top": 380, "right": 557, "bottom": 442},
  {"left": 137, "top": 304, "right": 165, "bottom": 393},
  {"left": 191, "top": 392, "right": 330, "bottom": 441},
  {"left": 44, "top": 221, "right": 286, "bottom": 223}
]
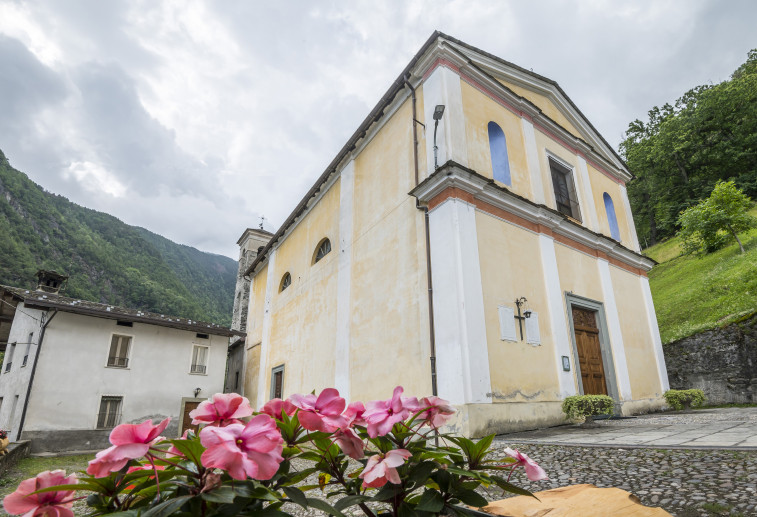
[
  {"left": 0, "top": 149, "right": 237, "bottom": 325},
  {"left": 620, "top": 49, "right": 757, "bottom": 247}
]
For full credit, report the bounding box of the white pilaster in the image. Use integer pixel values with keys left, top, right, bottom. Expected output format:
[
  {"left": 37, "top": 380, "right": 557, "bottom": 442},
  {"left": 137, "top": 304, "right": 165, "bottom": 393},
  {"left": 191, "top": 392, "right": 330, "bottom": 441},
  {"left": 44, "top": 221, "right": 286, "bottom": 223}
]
[
  {"left": 597, "top": 259, "right": 633, "bottom": 400},
  {"left": 428, "top": 198, "right": 491, "bottom": 405},
  {"left": 334, "top": 160, "right": 355, "bottom": 400},
  {"left": 640, "top": 276, "right": 670, "bottom": 392},
  {"left": 521, "top": 119, "right": 545, "bottom": 205},
  {"left": 538, "top": 234, "right": 576, "bottom": 398},
  {"left": 422, "top": 67, "right": 468, "bottom": 174},
  {"left": 619, "top": 184, "right": 641, "bottom": 252},
  {"left": 576, "top": 156, "right": 600, "bottom": 232},
  {"left": 256, "top": 250, "right": 277, "bottom": 408}
]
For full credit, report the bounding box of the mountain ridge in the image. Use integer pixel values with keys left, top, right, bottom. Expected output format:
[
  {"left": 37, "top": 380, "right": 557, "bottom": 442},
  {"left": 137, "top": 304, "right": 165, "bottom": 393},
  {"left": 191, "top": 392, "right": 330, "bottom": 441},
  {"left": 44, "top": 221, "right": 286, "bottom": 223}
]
[{"left": 0, "top": 149, "right": 237, "bottom": 326}]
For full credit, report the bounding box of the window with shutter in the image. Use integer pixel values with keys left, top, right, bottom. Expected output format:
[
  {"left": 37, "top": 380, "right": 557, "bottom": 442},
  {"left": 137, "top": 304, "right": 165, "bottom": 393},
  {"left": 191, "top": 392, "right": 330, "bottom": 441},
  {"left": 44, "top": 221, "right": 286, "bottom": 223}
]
[
  {"left": 191, "top": 344, "right": 209, "bottom": 374},
  {"left": 107, "top": 335, "right": 132, "bottom": 368}
]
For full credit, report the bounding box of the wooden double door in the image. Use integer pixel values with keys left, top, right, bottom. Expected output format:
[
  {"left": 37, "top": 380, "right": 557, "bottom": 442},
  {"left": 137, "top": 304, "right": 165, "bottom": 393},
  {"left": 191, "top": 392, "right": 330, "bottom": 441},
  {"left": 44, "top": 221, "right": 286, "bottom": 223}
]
[{"left": 572, "top": 307, "right": 608, "bottom": 395}]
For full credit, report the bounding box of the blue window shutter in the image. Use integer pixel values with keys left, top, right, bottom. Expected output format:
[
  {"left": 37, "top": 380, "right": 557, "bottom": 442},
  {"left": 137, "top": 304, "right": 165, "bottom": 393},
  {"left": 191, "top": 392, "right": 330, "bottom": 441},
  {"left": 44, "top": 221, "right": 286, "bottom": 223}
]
[
  {"left": 603, "top": 193, "right": 621, "bottom": 241},
  {"left": 487, "top": 122, "right": 511, "bottom": 186}
]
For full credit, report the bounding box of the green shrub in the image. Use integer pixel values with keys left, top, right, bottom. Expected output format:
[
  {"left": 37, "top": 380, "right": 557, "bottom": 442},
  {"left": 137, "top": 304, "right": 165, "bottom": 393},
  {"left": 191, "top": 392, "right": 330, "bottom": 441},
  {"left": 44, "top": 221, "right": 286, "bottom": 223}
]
[
  {"left": 561, "top": 395, "right": 615, "bottom": 420},
  {"left": 664, "top": 389, "right": 706, "bottom": 410}
]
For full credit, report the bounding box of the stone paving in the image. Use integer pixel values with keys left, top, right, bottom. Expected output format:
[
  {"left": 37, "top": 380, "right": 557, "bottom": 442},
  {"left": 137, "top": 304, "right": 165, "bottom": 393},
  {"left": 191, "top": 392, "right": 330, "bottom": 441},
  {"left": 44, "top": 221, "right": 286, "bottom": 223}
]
[
  {"left": 499, "top": 407, "right": 757, "bottom": 449},
  {"left": 488, "top": 408, "right": 757, "bottom": 516}
]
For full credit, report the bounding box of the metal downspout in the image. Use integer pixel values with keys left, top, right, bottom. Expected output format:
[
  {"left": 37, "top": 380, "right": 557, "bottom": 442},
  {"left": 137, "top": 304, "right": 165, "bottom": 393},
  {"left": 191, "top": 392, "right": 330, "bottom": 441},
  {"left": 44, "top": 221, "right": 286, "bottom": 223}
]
[
  {"left": 404, "top": 75, "right": 438, "bottom": 398},
  {"left": 17, "top": 308, "right": 58, "bottom": 438}
]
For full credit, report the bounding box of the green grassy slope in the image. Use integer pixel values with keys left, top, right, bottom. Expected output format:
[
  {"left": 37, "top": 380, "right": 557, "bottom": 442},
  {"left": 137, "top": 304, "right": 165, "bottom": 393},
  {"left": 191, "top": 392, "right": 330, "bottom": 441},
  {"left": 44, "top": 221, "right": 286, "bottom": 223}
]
[
  {"left": 645, "top": 206, "right": 757, "bottom": 343},
  {"left": 0, "top": 149, "right": 237, "bottom": 325}
]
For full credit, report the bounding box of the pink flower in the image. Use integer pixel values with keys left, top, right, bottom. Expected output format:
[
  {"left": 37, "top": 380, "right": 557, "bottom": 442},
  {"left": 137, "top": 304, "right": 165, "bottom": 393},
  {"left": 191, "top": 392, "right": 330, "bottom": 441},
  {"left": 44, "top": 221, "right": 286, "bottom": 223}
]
[
  {"left": 503, "top": 447, "right": 548, "bottom": 481},
  {"left": 420, "top": 396, "right": 455, "bottom": 428},
  {"left": 333, "top": 428, "right": 365, "bottom": 459},
  {"left": 359, "top": 449, "right": 412, "bottom": 488},
  {"left": 363, "top": 386, "right": 420, "bottom": 438},
  {"left": 190, "top": 393, "right": 253, "bottom": 427},
  {"left": 344, "top": 401, "right": 366, "bottom": 426},
  {"left": 200, "top": 414, "right": 284, "bottom": 480},
  {"left": 3, "top": 470, "right": 77, "bottom": 517},
  {"left": 288, "top": 388, "right": 348, "bottom": 432},
  {"left": 260, "top": 398, "right": 297, "bottom": 419},
  {"left": 87, "top": 418, "right": 170, "bottom": 477}
]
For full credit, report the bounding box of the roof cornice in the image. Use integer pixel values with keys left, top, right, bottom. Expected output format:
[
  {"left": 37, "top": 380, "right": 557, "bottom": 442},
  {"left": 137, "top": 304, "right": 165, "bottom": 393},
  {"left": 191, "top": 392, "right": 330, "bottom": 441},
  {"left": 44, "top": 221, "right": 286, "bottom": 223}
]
[{"left": 411, "top": 161, "right": 654, "bottom": 272}]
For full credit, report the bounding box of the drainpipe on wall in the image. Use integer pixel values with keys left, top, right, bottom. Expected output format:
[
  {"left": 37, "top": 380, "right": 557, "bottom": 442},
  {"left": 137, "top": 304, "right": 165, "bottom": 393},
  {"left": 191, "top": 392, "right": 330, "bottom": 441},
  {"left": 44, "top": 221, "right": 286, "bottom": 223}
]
[
  {"left": 17, "top": 308, "right": 58, "bottom": 438},
  {"left": 404, "top": 74, "right": 438, "bottom": 398}
]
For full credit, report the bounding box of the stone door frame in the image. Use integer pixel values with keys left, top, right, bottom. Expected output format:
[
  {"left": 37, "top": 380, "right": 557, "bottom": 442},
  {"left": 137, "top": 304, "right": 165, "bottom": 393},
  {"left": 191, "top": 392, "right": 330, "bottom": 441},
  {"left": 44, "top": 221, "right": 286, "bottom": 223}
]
[{"left": 565, "top": 293, "right": 620, "bottom": 406}]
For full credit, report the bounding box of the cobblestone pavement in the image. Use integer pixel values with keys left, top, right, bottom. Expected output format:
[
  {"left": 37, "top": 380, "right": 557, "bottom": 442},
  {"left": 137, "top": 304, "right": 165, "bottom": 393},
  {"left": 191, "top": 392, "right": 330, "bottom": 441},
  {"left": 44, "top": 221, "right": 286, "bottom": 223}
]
[{"left": 489, "top": 441, "right": 757, "bottom": 517}]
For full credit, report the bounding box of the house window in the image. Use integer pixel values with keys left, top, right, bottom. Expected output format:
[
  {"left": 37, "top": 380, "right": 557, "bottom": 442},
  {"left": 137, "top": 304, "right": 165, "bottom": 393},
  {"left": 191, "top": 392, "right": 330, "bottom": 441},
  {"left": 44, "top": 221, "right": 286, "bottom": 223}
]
[
  {"left": 313, "top": 239, "right": 331, "bottom": 264},
  {"left": 191, "top": 344, "right": 209, "bottom": 374},
  {"left": 270, "top": 365, "right": 284, "bottom": 399},
  {"left": 195, "top": 333, "right": 209, "bottom": 339},
  {"left": 279, "top": 272, "right": 291, "bottom": 292},
  {"left": 487, "top": 122, "right": 511, "bottom": 185},
  {"left": 549, "top": 158, "right": 581, "bottom": 221},
  {"left": 97, "top": 396, "right": 123, "bottom": 428},
  {"left": 603, "top": 193, "right": 621, "bottom": 241},
  {"left": 107, "top": 335, "right": 132, "bottom": 368},
  {"left": 116, "top": 320, "right": 133, "bottom": 327},
  {"left": 22, "top": 333, "right": 32, "bottom": 367},
  {"left": 4, "top": 342, "right": 14, "bottom": 372}
]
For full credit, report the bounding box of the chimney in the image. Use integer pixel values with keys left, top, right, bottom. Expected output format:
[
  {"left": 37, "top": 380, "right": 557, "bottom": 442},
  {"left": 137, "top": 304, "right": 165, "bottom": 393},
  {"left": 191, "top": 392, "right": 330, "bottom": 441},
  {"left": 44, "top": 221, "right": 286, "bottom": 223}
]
[{"left": 35, "top": 270, "right": 68, "bottom": 294}]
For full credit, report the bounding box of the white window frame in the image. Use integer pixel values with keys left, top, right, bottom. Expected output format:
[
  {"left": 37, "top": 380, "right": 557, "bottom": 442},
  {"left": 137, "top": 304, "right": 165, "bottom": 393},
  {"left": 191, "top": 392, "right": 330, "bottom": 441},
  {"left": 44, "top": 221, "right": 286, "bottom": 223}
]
[
  {"left": 21, "top": 332, "right": 33, "bottom": 367},
  {"left": 96, "top": 395, "right": 123, "bottom": 429},
  {"left": 545, "top": 152, "right": 582, "bottom": 222},
  {"left": 190, "top": 344, "right": 210, "bottom": 375},
  {"left": 270, "top": 364, "right": 285, "bottom": 399},
  {"left": 106, "top": 333, "right": 133, "bottom": 369}
]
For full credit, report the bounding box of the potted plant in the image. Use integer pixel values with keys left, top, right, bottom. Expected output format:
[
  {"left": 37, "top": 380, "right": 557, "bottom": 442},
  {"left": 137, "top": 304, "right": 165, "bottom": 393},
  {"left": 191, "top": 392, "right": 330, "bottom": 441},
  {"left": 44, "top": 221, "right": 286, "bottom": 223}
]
[
  {"left": 561, "top": 395, "right": 614, "bottom": 427},
  {"left": 2, "top": 387, "right": 548, "bottom": 516}
]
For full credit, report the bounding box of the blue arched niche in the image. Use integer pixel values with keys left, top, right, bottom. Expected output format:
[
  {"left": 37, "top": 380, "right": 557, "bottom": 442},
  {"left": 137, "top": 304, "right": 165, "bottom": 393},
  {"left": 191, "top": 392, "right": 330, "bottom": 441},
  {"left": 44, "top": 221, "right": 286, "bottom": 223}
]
[
  {"left": 487, "top": 121, "right": 511, "bottom": 186},
  {"left": 603, "top": 192, "right": 621, "bottom": 241}
]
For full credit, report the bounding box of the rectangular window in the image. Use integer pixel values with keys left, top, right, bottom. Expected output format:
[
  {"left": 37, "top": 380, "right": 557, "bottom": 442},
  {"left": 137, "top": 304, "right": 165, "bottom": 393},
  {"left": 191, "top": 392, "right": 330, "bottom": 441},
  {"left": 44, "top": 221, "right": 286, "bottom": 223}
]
[
  {"left": 107, "top": 335, "right": 132, "bottom": 368},
  {"left": 5, "top": 342, "right": 15, "bottom": 372},
  {"left": 190, "top": 345, "right": 209, "bottom": 374},
  {"left": 549, "top": 158, "right": 581, "bottom": 221},
  {"left": 270, "top": 365, "right": 284, "bottom": 399},
  {"left": 22, "top": 333, "right": 32, "bottom": 367},
  {"left": 97, "top": 396, "right": 123, "bottom": 428}
]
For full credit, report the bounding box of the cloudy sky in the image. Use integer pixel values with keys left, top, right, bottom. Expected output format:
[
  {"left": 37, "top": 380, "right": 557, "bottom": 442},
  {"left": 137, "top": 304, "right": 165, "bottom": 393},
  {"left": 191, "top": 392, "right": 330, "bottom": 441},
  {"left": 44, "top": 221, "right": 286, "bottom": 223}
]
[{"left": 1, "top": 0, "right": 755, "bottom": 259}]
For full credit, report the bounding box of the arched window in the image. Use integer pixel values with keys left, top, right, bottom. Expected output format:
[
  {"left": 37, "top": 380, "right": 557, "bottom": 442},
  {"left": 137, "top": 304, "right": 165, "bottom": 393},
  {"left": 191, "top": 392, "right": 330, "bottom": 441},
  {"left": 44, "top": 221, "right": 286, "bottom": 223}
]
[
  {"left": 279, "top": 272, "right": 291, "bottom": 292},
  {"left": 487, "top": 121, "right": 511, "bottom": 186},
  {"left": 603, "top": 193, "right": 621, "bottom": 241},
  {"left": 313, "top": 238, "right": 331, "bottom": 264}
]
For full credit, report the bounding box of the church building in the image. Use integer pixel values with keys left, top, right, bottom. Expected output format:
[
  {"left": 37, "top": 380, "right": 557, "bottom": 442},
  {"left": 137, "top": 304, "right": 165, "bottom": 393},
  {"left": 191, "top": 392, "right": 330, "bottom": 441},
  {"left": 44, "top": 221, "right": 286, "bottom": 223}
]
[{"left": 239, "top": 32, "right": 669, "bottom": 436}]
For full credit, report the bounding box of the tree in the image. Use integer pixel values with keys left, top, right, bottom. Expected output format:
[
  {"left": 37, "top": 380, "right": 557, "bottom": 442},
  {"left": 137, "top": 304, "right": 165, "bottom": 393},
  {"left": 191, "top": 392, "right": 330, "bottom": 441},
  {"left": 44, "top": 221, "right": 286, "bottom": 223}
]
[
  {"left": 677, "top": 181, "right": 756, "bottom": 255},
  {"left": 621, "top": 49, "right": 757, "bottom": 247}
]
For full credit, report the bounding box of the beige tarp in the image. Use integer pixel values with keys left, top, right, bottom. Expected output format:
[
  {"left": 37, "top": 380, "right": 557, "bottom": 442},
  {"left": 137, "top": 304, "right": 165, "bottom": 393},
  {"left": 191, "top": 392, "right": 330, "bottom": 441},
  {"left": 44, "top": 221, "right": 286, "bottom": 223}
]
[{"left": 482, "top": 484, "right": 672, "bottom": 517}]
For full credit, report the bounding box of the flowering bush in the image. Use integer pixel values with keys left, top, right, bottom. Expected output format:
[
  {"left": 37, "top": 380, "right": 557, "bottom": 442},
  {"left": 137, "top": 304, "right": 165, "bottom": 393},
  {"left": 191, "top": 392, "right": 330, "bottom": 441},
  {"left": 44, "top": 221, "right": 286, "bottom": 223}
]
[{"left": 3, "top": 387, "right": 546, "bottom": 516}]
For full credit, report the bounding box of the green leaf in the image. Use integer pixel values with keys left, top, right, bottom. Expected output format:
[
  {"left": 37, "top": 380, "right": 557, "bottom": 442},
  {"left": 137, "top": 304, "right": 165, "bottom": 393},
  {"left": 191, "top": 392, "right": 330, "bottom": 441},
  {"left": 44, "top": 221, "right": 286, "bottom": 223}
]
[
  {"left": 280, "top": 467, "right": 317, "bottom": 486},
  {"left": 167, "top": 437, "right": 205, "bottom": 465},
  {"left": 305, "top": 497, "right": 347, "bottom": 517},
  {"left": 453, "top": 489, "right": 488, "bottom": 508},
  {"left": 141, "top": 495, "right": 194, "bottom": 517},
  {"left": 407, "top": 461, "right": 437, "bottom": 487},
  {"left": 415, "top": 489, "right": 444, "bottom": 512},
  {"left": 200, "top": 486, "right": 237, "bottom": 504},
  {"left": 282, "top": 486, "right": 307, "bottom": 508},
  {"left": 491, "top": 476, "right": 537, "bottom": 499},
  {"left": 334, "top": 495, "right": 372, "bottom": 511}
]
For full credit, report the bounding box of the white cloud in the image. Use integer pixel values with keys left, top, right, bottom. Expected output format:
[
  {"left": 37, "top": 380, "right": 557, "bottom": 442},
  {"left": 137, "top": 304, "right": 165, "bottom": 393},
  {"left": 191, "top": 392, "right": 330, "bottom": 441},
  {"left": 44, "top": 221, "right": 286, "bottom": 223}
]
[{"left": 0, "top": 0, "right": 755, "bottom": 258}]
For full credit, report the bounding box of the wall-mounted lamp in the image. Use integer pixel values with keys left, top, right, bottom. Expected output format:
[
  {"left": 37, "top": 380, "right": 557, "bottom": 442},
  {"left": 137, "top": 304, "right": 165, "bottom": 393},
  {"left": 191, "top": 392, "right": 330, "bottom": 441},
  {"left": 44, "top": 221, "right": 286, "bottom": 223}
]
[
  {"left": 514, "top": 297, "right": 531, "bottom": 341},
  {"left": 432, "top": 104, "right": 445, "bottom": 170},
  {"left": 194, "top": 387, "right": 202, "bottom": 398}
]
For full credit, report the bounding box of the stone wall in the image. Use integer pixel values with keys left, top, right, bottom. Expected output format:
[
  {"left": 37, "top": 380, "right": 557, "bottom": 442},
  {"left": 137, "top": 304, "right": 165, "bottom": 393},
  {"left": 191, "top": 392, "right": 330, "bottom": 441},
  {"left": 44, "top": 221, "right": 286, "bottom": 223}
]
[
  {"left": 665, "top": 313, "right": 757, "bottom": 404},
  {"left": 0, "top": 440, "right": 30, "bottom": 477}
]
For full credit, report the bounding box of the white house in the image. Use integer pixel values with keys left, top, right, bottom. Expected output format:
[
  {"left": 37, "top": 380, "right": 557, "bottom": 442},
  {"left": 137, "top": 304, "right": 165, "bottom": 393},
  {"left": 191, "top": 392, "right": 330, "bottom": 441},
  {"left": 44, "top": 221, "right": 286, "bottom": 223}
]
[{"left": 0, "top": 271, "right": 243, "bottom": 453}]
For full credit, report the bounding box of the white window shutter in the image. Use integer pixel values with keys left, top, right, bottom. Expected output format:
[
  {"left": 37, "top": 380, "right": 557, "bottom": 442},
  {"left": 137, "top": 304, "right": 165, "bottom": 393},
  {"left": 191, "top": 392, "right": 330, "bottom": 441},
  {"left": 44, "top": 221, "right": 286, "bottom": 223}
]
[
  {"left": 526, "top": 312, "right": 541, "bottom": 345},
  {"left": 498, "top": 306, "right": 517, "bottom": 342}
]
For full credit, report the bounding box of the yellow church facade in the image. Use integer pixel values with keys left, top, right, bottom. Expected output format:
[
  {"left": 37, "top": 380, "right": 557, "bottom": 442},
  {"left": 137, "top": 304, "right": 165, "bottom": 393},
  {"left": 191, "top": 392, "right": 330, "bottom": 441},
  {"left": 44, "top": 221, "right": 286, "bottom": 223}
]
[{"left": 241, "top": 32, "right": 668, "bottom": 437}]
